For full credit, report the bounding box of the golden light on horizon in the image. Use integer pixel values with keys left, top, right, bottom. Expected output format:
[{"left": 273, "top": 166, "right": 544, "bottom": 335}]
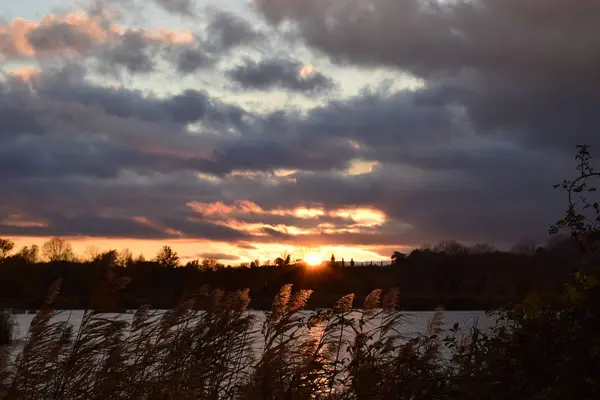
[{"left": 305, "top": 253, "right": 322, "bottom": 266}]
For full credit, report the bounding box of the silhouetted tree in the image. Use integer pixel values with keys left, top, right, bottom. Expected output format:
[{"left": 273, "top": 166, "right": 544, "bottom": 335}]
[
  {"left": 434, "top": 240, "right": 468, "bottom": 255},
  {"left": 42, "top": 237, "right": 74, "bottom": 262},
  {"left": 470, "top": 243, "right": 497, "bottom": 254},
  {"left": 391, "top": 251, "right": 406, "bottom": 264},
  {"left": 16, "top": 245, "right": 39, "bottom": 263},
  {"left": 96, "top": 250, "right": 118, "bottom": 266},
  {"left": 0, "top": 239, "right": 15, "bottom": 259},
  {"left": 201, "top": 258, "right": 218, "bottom": 271},
  {"left": 275, "top": 253, "right": 291, "bottom": 267},
  {"left": 511, "top": 239, "right": 537, "bottom": 255},
  {"left": 116, "top": 248, "right": 133, "bottom": 267},
  {"left": 155, "top": 245, "right": 179, "bottom": 268},
  {"left": 83, "top": 245, "right": 100, "bottom": 262}
]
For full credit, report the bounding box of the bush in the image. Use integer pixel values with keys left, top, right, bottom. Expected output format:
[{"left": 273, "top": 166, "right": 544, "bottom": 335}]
[{"left": 0, "top": 312, "right": 15, "bottom": 345}]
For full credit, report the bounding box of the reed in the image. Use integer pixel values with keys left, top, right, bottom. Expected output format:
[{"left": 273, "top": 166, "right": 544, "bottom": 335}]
[{"left": 2, "top": 278, "right": 592, "bottom": 400}]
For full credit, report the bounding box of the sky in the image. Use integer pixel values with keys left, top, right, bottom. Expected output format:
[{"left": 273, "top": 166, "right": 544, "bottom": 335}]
[{"left": 1, "top": 0, "right": 599, "bottom": 263}]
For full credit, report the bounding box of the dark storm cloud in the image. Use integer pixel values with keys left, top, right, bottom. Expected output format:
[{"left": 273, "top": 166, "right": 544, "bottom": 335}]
[
  {"left": 253, "top": 0, "right": 600, "bottom": 82},
  {"left": 0, "top": 215, "right": 166, "bottom": 239},
  {"left": 0, "top": 66, "right": 359, "bottom": 181},
  {"left": 26, "top": 22, "right": 98, "bottom": 56},
  {"left": 0, "top": 61, "right": 578, "bottom": 246},
  {"left": 3, "top": 0, "right": 598, "bottom": 249},
  {"left": 201, "top": 135, "right": 357, "bottom": 175},
  {"left": 197, "top": 253, "right": 241, "bottom": 261},
  {"left": 237, "top": 243, "right": 258, "bottom": 250},
  {"left": 253, "top": 0, "right": 600, "bottom": 151},
  {"left": 0, "top": 173, "right": 253, "bottom": 241},
  {"left": 98, "top": 31, "right": 156, "bottom": 74},
  {"left": 226, "top": 58, "right": 334, "bottom": 93},
  {"left": 205, "top": 10, "right": 264, "bottom": 53},
  {"left": 0, "top": 214, "right": 250, "bottom": 241},
  {"left": 171, "top": 46, "right": 214, "bottom": 73}
]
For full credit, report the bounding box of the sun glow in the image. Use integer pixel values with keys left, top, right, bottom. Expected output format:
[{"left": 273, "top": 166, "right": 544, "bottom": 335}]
[{"left": 305, "top": 253, "right": 322, "bottom": 266}]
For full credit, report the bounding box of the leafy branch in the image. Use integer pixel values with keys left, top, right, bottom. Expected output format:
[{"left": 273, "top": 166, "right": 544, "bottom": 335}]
[{"left": 550, "top": 145, "right": 600, "bottom": 242}]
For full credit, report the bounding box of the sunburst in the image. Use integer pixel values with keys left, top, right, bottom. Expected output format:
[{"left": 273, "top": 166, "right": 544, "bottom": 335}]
[{"left": 305, "top": 253, "right": 322, "bottom": 266}]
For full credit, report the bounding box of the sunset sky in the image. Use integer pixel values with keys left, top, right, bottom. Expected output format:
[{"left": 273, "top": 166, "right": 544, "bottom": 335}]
[{"left": 1, "top": 0, "right": 599, "bottom": 263}]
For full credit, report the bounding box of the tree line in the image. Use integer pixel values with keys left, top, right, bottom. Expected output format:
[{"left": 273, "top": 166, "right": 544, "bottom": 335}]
[{"left": 0, "top": 234, "right": 585, "bottom": 311}]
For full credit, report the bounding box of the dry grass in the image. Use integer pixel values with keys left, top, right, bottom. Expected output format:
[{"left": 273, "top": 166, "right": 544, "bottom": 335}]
[{"left": 0, "top": 281, "right": 453, "bottom": 400}]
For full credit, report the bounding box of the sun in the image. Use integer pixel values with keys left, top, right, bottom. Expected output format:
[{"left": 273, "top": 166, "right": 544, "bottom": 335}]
[{"left": 305, "top": 253, "right": 322, "bottom": 266}]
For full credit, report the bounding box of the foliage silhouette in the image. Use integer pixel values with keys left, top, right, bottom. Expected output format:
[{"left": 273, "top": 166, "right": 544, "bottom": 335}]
[
  {"left": 0, "top": 239, "right": 14, "bottom": 260},
  {"left": 155, "top": 245, "right": 180, "bottom": 268},
  {"left": 41, "top": 237, "right": 75, "bottom": 262}
]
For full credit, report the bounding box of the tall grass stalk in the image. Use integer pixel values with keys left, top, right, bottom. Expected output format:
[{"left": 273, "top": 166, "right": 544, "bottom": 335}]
[{"left": 0, "top": 282, "right": 473, "bottom": 400}]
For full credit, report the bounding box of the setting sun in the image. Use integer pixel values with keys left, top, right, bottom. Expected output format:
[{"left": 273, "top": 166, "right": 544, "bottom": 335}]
[{"left": 305, "top": 253, "right": 322, "bottom": 266}]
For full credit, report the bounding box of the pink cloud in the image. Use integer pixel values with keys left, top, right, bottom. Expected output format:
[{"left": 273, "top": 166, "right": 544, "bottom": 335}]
[
  {"left": 0, "top": 12, "right": 195, "bottom": 61},
  {"left": 132, "top": 216, "right": 184, "bottom": 237},
  {"left": 8, "top": 66, "right": 41, "bottom": 82}
]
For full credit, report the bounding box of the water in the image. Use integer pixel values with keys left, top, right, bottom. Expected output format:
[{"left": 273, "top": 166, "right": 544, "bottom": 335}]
[
  {"left": 9, "top": 309, "right": 495, "bottom": 344},
  {"left": 2, "top": 310, "right": 497, "bottom": 396}
]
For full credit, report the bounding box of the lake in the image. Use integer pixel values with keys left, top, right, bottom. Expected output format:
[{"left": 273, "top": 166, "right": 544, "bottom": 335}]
[{"left": 8, "top": 309, "right": 495, "bottom": 345}]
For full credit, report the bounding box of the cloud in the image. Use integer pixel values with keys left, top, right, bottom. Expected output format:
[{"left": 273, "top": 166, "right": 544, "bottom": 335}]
[
  {"left": 0, "top": 11, "right": 197, "bottom": 76},
  {"left": 204, "top": 10, "right": 264, "bottom": 53},
  {"left": 154, "top": 0, "right": 196, "bottom": 16},
  {"left": 0, "top": 215, "right": 168, "bottom": 239},
  {"left": 98, "top": 30, "right": 157, "bottom": 74},
  {"left": 7, "top": 66, "right": 41, "bottom": 82},
  {"left": 2, "top": 0, "right": 597, "bottom": 252},
  {"left": 171, "top": 46, "right": 214, "bottom": 73},
  {"left": 0, "top": 12, "right": 112, "bottom": 60},
  {"left": 226, "top": 57, "right": 334, "bottom": 93},
  {"left": 196, "top": 252, "right": 240, "bottom": 261},
  {"left": 253, "top": 0, "right": 600, "bottom": 81},
  {"left": 0, "top": 62, "right": 570, "bottom": 246},
  {"left": 252, "top": 0, "right": 600, "bottom": 152},
  {"left": 237, "top": 243, "right": 258, "bottom": 250}
]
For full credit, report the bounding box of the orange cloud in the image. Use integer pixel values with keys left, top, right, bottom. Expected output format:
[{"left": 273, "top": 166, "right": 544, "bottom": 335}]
[
  {"left": 330, "top": 207, "right": 387, "bottom": 227},
  {"left": 0, "top": 12, "right": 195, "bottom": 60},
  {"left": 8, "top": 66, "right": 41, "bottom": 82},
  {"left": 187, "top": 200, "right": 264, "bottom": 217},
  {"left": 132, "top": 216, "right": 184, "bottom": 237},
  {"left": 186, "top": 201, "right": 388, "bottom": 239},
  {"left": 298, "top": 64, "right": 318, "bottom": 78},
  {"left": 187, "top": 200, "right": 328, "bottom": 220}
]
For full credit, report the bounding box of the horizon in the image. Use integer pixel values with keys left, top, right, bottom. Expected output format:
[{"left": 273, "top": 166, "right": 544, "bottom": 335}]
[{"left": 2, "top": 0, "right": 599, "bottom": 263}]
